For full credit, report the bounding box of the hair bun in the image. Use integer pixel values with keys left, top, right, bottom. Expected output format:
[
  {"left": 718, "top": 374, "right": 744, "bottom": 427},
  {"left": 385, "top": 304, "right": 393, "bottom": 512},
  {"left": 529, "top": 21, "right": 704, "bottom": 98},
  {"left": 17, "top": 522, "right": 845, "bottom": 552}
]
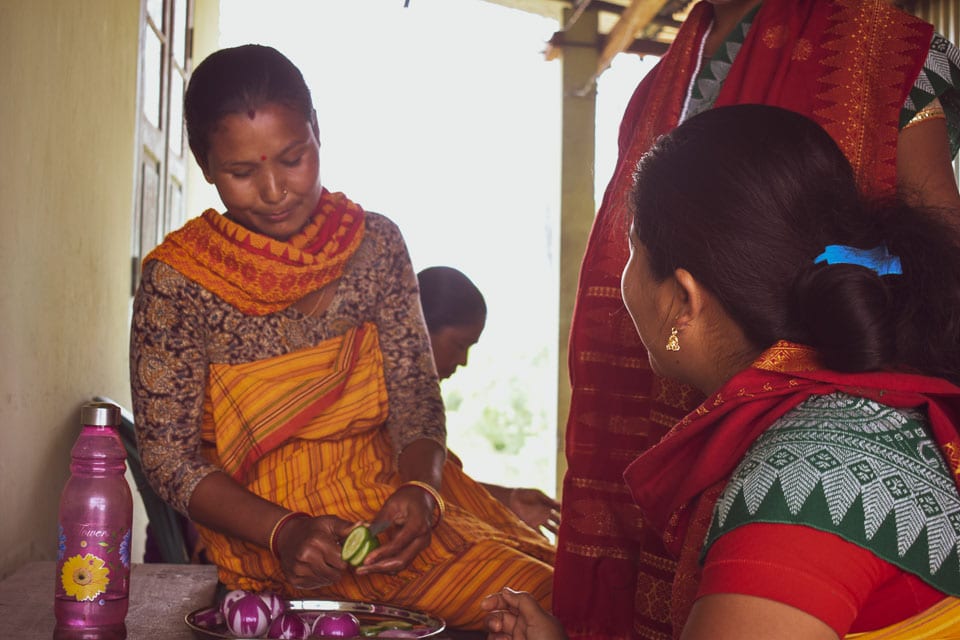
[{"left": 790, "top": 263, "right": 894, "bottom": 371}]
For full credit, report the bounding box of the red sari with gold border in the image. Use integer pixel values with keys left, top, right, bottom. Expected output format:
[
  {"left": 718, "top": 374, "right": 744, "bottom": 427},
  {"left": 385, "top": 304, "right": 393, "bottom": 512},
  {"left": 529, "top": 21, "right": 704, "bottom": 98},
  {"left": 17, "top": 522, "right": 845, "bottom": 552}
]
[{"left": 554, "top": 2, "right": 933, "bottom": 638}]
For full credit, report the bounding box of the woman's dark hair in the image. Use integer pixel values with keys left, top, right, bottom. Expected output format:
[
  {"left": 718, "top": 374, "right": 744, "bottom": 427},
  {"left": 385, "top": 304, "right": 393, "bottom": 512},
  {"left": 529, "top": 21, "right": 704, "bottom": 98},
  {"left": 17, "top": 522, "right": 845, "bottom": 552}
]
[
  {"left": 184, "top": 44, "right": 315, "bottom": 167},
  {"left": 418, "top": 266, "right": 487, "bottom": 333},
  {"left": 631, "top": 103, "right": 960, "bottom": 383}
]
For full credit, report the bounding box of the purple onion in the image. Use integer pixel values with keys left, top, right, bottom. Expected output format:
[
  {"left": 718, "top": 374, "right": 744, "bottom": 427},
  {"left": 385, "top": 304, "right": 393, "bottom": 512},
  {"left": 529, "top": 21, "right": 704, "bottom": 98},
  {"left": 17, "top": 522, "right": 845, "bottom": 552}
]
[
  {"left": 192, "top": 606, "right": 225, "bottom": 630},
  {"left": 220, "top": 588, "right": 250, "bottom": 618},
  {"left": 258, "top": 591, "right": 287, "bottom": 621},
  {"left": 225, "top": 593, "right": 272, "bottom": 638},
  {"left": 312, "top": 612, "right": 361, "bottom": 638},
  {"left": 266, "top": 611, "right": 312, "bottom": 639}
]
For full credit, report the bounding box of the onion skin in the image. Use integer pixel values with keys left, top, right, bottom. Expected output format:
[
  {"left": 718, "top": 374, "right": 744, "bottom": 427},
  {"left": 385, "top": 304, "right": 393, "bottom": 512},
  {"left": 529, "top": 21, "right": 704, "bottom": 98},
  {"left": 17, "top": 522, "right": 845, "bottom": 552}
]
[
  {"left": 220, "top": 589, "right": 250, "bottom": 619},
  {"left": 259, "top": 591, "right": 287, "bottom": 621},
  {"left": 266, "top": 611, "right": 312, "bottom": 639},
  {"left": 225, "top": 593, "right": 272, "bottom": 638},
  {"left": 312, "top": 611, "right": 362, "bottom": 638},
  {"left": 192, "top": 606, "right": 225, "bottom": 630}
]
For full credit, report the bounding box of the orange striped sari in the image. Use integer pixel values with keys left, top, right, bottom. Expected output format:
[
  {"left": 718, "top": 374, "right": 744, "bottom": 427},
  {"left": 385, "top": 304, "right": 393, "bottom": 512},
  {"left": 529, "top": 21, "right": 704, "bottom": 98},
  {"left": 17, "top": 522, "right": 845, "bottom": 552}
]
[{"left": 195, "top": 323, "right": 553, "bottom": 629}]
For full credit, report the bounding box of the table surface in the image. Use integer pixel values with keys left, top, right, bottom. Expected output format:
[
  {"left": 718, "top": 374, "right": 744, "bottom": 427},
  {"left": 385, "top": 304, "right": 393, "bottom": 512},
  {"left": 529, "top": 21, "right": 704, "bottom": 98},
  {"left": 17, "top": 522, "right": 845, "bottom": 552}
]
[
  {"left": 0, "top": 561, "right": 482, "bottom": 640},
  {"left": 0, "top": 561, "right": 219, "bottom": 639}
]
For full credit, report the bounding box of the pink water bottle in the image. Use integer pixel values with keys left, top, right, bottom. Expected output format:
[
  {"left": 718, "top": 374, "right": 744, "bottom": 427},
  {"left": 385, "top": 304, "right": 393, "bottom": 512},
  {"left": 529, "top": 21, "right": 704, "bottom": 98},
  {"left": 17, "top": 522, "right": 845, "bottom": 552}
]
[{"left": 54, "top": 402, "right": 133, "bottom": 640}]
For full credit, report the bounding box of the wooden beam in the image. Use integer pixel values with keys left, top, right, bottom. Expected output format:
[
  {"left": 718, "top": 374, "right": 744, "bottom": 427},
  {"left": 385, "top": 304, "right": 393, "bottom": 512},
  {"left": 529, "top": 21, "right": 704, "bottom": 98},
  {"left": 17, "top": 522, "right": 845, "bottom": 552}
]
[
  {"left": 624, "top": 37, "right": 670, "bottom": 56},
  {"left": 564, "top": 0, "right": 594, "bottom": 30},
  {"left": 545, "top": 30, "right": 670, "bottom": 61},
  {"left": 598, "top": 0, "right": 668, "bottom": 74}
]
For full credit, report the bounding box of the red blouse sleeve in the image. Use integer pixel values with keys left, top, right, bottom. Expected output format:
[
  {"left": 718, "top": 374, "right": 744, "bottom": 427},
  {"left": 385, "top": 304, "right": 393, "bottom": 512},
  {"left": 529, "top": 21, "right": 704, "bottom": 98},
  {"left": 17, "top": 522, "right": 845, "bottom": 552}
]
[{"left": 698, "top": 523, "right": 944, "bottom": 636}]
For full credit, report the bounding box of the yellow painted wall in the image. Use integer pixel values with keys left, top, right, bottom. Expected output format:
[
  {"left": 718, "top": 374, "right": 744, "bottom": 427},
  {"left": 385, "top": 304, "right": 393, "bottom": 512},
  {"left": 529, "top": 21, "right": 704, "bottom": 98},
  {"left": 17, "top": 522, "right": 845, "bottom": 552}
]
[
  {"left": 186, "top": 0, "right": 224, "bottom": 218},
  {"left": 0, "top": 0, "right": 220, "bottom": 580},
  {"left": 0, "top": 0, "right": 140, "bottom": 580}
]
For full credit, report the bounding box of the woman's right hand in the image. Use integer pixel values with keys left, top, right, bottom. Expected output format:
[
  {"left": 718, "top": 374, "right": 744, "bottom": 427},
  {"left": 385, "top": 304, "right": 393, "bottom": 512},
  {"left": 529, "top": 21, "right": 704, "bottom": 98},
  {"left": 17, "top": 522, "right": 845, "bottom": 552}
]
[
  {"left": 482, "top": 587, "right": 568, "bottom": 640},
  {"left": 274, "top": 515, "right": 354, "bottom": 589}
]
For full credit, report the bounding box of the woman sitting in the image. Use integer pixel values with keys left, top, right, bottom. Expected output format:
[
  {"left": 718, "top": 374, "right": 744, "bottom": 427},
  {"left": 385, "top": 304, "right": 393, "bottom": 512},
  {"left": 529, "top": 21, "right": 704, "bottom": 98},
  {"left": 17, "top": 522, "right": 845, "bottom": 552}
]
[
  {"left": 417, "top": 265, "right": 561, "bottom": 537},
  {"left": 129, "top": 44, "right": 552, "bottom": 629},
  {"left": 483, "top": 104, "right": 960, "bottom": 639}
]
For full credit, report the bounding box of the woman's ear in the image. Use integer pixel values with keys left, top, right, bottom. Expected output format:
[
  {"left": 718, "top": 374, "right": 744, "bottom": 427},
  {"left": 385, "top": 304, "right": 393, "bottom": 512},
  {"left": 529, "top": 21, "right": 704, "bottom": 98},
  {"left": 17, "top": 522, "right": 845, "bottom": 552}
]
[{"left": 672, "top": 268, "right": 708, "bottom": 330}]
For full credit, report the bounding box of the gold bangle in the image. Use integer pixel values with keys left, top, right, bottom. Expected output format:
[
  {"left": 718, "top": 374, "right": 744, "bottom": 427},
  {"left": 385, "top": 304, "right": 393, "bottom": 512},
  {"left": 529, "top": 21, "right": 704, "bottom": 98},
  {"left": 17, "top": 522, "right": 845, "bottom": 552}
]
[
  {"left": 903, "top": 99, "right": 946, "bottom": 132},
  {"left": 401, "top": 481, "right": 445, "bottom": 527},
  {"left": 268, "top": 511, "right": 310, "bottom": 560}
]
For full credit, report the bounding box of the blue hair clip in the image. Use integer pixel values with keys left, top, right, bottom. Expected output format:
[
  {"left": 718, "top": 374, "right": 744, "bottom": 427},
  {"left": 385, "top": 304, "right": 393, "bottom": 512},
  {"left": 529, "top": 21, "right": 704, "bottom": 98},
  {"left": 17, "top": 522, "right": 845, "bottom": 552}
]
[{"left": 813, "top": 244, "right": 902, "bottom": 276}]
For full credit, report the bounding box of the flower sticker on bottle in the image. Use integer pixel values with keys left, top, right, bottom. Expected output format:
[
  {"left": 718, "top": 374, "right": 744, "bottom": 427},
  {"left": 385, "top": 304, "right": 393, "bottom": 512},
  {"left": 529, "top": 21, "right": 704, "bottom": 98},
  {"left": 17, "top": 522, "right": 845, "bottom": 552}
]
[
  {"left": 57, "top": 525, "right": 66, "bottom": 561},
  {"left": 61, "top": 553, "right": 110, "bottom": 601},
  {"left": 119, "top": 530, "right": 131, "bottom": 568}
]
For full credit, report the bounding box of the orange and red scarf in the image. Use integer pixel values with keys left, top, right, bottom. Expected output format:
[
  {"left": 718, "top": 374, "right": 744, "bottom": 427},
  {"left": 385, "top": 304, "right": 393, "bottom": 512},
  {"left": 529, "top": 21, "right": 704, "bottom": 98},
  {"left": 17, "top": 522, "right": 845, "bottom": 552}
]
[
  {"left": 555, "top": 2, "right": 934, "bottom": 638},
  {"left": 144, "top": 189, "right": 365, "bottom": 315},
  {"left": 623, "top": 342, "right": 960, "bottom": 635}
]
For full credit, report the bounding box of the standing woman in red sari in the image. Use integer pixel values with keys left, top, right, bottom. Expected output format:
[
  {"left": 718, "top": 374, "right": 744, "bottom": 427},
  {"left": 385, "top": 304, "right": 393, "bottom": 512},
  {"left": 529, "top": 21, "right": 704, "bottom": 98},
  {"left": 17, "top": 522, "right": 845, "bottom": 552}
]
[
  {"left": 486, "top": 104, "right": 960, "bottom": 639},
  {"left": 556, "top": 2, "right": 960, "bottom": 638}
]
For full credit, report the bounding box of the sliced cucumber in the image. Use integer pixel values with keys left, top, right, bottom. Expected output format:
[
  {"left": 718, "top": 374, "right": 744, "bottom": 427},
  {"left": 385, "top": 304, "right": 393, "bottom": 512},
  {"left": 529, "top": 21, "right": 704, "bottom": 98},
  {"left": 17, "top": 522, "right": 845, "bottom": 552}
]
[
  {"left": 378, "top": 621, "right": 414, "bottom": 630},
  {"left": 341, "top": 525, "right": 381, "bottom": 566},
  {"left": 341, "top": 526, "right": 370, "bottom": 562}
]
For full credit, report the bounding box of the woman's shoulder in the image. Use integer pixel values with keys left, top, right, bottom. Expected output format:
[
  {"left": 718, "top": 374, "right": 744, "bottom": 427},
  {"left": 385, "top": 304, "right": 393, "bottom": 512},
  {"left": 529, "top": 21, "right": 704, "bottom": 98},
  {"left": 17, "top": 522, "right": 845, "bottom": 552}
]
[
  {"left": 136, "top": 257, "right": 218, "bottom": 312},
  {"left": 350, "top": 210, "right": 410, "bottom": 267},
  {"left": 705, "top": 391, "right": 960, "bottom": 594},
  {"left": 139, "top": 258, "right": 194, "bottom": 292},
  {"left": 361, "top": 210, "right": 405, "bottom": 243}
]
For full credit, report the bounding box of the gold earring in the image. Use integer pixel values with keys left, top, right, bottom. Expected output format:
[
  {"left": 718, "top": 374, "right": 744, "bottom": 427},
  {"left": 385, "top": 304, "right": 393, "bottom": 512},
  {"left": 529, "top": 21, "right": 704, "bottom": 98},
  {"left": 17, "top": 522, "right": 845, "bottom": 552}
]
[{"left": 665, "top": 327, "right": 680, "bottom": 351}]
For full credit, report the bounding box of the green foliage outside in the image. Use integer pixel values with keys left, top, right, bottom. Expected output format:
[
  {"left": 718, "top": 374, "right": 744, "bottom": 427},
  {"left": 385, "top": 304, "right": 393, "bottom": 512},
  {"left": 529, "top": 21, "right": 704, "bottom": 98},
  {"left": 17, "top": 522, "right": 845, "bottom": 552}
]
[{"left": 442, "top": 345, "right": 557, "bottom": 498}]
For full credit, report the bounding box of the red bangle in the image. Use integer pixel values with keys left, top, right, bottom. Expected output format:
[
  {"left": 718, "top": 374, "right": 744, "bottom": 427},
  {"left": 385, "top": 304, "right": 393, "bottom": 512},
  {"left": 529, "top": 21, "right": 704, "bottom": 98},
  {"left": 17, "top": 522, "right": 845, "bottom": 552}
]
[{"left": 268, "top": 511, "right": 310, "bottom": 560}]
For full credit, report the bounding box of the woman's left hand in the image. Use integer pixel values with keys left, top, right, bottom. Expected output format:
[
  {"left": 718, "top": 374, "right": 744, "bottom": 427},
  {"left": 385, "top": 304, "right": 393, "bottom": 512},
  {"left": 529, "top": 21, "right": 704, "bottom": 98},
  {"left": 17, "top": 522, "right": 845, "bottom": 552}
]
[
  {"left": 354, "top": 483, "right": 436, "bottom": 575},
  {"left": 508, "top": 489, "right": 561, "bottom": 536}
]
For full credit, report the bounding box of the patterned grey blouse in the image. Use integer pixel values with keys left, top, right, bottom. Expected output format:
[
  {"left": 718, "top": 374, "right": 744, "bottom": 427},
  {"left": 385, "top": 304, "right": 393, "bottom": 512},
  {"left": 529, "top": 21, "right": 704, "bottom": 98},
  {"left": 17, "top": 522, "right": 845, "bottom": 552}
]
[{"left": 129, "top": 212, "right": 446, "bottom": 515}]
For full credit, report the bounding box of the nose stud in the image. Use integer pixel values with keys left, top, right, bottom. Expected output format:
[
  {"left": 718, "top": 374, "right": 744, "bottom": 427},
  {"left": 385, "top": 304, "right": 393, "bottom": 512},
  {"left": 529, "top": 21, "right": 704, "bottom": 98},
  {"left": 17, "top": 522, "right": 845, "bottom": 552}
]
[{"left": 282, "top": 189, "right": 288, "bottom": 196}]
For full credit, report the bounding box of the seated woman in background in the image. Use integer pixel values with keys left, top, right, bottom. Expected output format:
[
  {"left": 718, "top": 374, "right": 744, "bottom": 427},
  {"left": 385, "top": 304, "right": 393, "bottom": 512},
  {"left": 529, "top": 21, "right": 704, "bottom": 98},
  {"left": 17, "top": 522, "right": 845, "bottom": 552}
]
[
  {"left": 129, "top": 43, "right": 552, "bottom": 629},
  {"left": 417, "top": 265, "right": 561, "bottom": 538},
  {"left": 483, "top": 104, "right": 960, "bottom": 639}
]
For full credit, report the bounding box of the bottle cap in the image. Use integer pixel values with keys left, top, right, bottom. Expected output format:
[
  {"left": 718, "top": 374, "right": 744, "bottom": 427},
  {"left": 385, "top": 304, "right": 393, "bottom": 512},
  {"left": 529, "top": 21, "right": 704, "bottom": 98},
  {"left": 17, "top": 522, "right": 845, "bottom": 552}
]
[{"left": 81, "top": 402, "right": 121, "bottom": 427}]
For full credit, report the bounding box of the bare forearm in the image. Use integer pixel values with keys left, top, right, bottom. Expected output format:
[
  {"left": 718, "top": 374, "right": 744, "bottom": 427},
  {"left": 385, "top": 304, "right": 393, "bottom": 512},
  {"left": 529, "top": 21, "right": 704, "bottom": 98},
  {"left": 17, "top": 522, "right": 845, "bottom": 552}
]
[
  {"left": 187, "top": 470, "right": 291, "bottom": 548},
  {"left": 481, "top": 482, "right": 512, "bottom": 505},
  {"left": 397, "top": 438, "right": 445, "bottom": 488}
]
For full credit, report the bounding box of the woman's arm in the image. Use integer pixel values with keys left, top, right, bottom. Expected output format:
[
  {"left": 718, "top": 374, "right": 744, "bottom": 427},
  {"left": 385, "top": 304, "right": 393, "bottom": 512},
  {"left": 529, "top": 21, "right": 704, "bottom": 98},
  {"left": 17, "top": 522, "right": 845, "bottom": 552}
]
[
  {"left": 131, "top": 261, "right": 351, "bottom": 587},
  {"left": 188, "top": 470, "right": 352, "bottom": 587},
  {"left": 352, "top": 215, "right": 447, "bottom": 574},
  {"left": 681, "top": 594, "right": 838, "bottom": 640},
  {"left": 481, "top": 483, "right": 561, "bottom": 535},
  {"left": 897, "top": 111, "right": 960, "bottom": 214}
]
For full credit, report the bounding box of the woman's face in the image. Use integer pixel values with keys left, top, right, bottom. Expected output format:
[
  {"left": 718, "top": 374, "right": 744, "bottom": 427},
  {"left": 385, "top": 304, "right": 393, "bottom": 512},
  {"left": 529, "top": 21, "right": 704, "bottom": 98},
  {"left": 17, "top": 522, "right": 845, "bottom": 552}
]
[
  {"left": 621, "top": 225, "right": 674, "bottom": 377},
  {"left": 202, "top": 102, "right": 322, "bottom": 241},
  {"left": 429, "top": 318, "right": 486, "bottom": 380}
]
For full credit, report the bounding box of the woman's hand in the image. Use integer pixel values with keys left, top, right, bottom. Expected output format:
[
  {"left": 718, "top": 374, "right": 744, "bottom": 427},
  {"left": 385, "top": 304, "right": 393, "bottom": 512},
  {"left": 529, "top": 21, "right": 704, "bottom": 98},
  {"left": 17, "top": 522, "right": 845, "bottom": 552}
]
[
  {"left": 482, "top": 587, "right": 568, "bottom": 640},
  {"left": 355, "top": 484, "right": 436, "bottom": 575},
  {"left": 275, "top": 515, "right": 354, "bottom": 589},
  {"left": 507, "top": 489, "right": 561, "bottom": 536}
]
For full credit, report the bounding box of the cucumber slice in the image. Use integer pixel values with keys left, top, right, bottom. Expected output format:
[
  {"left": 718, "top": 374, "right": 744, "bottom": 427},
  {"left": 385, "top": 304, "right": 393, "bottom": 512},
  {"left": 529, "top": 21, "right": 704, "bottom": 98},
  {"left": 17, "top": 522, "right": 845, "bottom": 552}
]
[
  {"left": 341, "top": 526, "right": 371, "bottom": 563},
  {"left": 349, "top": 537, "right": 381, "bottom": 566},
  {"left": 342, "top": 525, "right": 381, "bottom": 566},
  {"left": 378, "top": 621, "right": 414, "bottom": 630}
]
